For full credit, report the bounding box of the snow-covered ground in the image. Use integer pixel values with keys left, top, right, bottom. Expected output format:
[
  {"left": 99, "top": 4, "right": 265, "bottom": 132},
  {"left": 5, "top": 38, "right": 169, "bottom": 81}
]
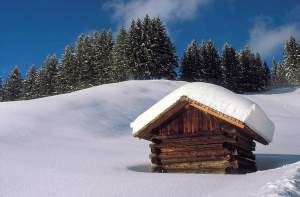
[{"left": 0, "top": 80, "right": 299, "bottom": 197}]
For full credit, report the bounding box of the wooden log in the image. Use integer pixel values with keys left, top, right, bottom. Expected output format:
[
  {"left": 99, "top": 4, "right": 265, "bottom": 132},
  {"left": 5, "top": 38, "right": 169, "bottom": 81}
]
[
  {"left": 150, "top": 158, "right": 257, "bottom": 173},
  {"left": 151, "top": 141, "right": 255, "bottom": 156},
  {"left": 234, "top": 158, "right": 257, "bottom": 169},
  {"left": 165, "top": 168, "right": 229, "bottom": 174},
  {"left": 158, "top": 155, "right": 232, "bottom": 165},
  {"left": 152, "top": 132, "right": 226, "bottom": 141},
  {"left": 151, "top": 138, "right": 162, "bottom": 144},
  {"left": 233, "top": 155, "right": 256, "bottom": 164},
  {"left": 156, "top": 144, "right": 225, "bottom": 154},
  {"left": 150, "top": 142, "right": 225, "bottom": 149},
  {"left": 152, "top": 136, "right": 237, "bottom": 148},
  {"left": 150, "top": 148, "right": 254, "bottom": 160},
  {"left": 150, "top": 157, "right": 162, "bottom": 165},
  {"left": 150, "top": 146, "right": 161, "bottom": 154},
  {"left": 150, "top": 164, "right": 166, "bottom": 173},
  {"left": 232, "top": 149, "right": 256, "bottom": 160},
  {"left": 163, "top": 160, "right": 235, "bottom": 170},
  {"left": 151, "top": 148, "right": 231, "bottom": 159},
  {"left": 154, "top": 135, "right": 254, "bottom": 149},
  {"left": 224, "top": 141, "right": 255, "bottom": 151}
]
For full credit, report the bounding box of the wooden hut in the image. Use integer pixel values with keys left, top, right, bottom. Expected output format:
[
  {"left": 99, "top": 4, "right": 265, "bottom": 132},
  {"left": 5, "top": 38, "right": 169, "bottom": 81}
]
[{"left": 131, "top": 83, "right": 274, "bottom": 174}]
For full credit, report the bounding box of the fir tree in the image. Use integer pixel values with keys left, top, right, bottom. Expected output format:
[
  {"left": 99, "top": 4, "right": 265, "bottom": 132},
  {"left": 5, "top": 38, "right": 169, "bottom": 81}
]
[
  {"left": 220, "top": 43, "right": 239, "bottom": 91},
  {"left": 39, "top": 55, "right": 58, "bottom": 96},
  {"left": 0, "top": 76, "right": 3, "bottom": 101},
  {"left": 112, "top": 27, "right": 131, "bottom": 82},
  {"left": 254, "top": 52, "right": 264, "bottom": 91},
  {"left": 201, "top": 40, "right": 221, "bottom": 84},
  {"left": 127, "top": 19, "right": 144, "bottom": 79},
  {"left": 127, "top": 16, "right": 177, "bottom": 79},
  {"left": 76, "top": 34, "right": 93, "bottom": 88},
  {"left": 284, "top": 36, "right": 300, "bottom": 86},
  {"left": 91, "top": 31, "right": 114, "bottom": 85},
  {"left": 3, "top": 66, "right": 23, "bottom": 101},
  {"left": 24, "top": 64, "right": 37, "bottom": 99},
  {"left": 238, "top": 47, "right": 257, "bottom": 92},
  {"left": 262, "top": 62, "right": 271, "bottom": 90},
  {"left": 181, "top": 40, "right": 198, "bottom": 81},
  {"left": 276, "top": 62, "right": 288, "bottom": 87},
  {"left": 33, "top": 69, "right": 42, "bottom": 98},
  {"left": 58, "top": 45, "right": 78, "bottom": 92},
  {"left": 151, "top": 17, "right": 177, "bottom": 79},
  {"left": 271, "top": 57, "right": 278, "bottom": 87},
  {"left": 196, "top": 41, "right": 207, "bottom": 82},
  {"left": 141, "top": 15, "right": 153, "bottom": 79}
]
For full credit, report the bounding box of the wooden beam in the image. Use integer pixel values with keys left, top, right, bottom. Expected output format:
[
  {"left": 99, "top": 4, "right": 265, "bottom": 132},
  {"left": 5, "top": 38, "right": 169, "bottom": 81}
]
[{"left": 189, "top": 103, "right": 245, "bottom": 129}]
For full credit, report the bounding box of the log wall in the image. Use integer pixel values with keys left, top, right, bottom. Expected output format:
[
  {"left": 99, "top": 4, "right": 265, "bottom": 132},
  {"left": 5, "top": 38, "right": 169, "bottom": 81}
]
[{"left": 149, "top": 106, "right": 257, "bottom": 174}]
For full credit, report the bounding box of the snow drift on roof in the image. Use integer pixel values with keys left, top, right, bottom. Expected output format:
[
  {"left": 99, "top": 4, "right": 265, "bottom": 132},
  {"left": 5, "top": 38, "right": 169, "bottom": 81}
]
[{"left": 131, "top": 82, "right": 275, "bottom": 143}]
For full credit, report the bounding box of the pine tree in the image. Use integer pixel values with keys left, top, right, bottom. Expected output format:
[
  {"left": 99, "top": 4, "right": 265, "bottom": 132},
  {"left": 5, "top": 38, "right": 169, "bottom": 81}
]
[
  {"left": 112, "top": 27, "right": 131, "bottom": 82},
  {"left": 127, "top": 16, "right": 177, "bottom": 80},
  {"left": 76, "top": 34, "right": 93, "bottom": 88},
  {"left": 58, "top": 45, "right": 78, "bottom": 92},
  {"left": 276, "top": 62, "right": 288, "bottom": 87},
  {"left": 196, "top": 41, "right": 207, "bottom": 82},
  {"left": 91, "top": 31, "right": 114, "bottom": 85},
  {"left": 141, "top": 15, "right": 153, "bottom": 79},
  {"left": 151, "top": 17, "right": 178, "bottom": 79},
  {"left": 33, "top": 69, "right": 42, "bottom": 98},
  {"left": 254, "top": 52, "right": 264, "bottom": 91},
  {"left": 24, "top": 64, "right": 37, "bottom": 99},
  {"left": 181, "top": 40, "right": 198, "bottom": 81},
  {"left": 3, "top": 66, "right": 23, "bottom": 101},
  {"left": 271, "top": 57, "right": 278, "bottom": 87},
  {"left": 284, "top": 36, "right": 300, "bottom": 86},
  {"left": 39, "top": 55, "right": 58, "bottom": 96},
  {"left": 0, "top": 76, "right": 3, "bottom": 101},
  {"left": 262, "top": 62, "right": 271, "bottom": 90},
  {"left": 201, "top": 40, "right": 221, "bottom": 84},
  {"left": 238, "top": 47, "right": 257, "bottom": 92},
  {"left": 127, "top": 19, "right": 144, "bottom": 79},
  {"left": 220, "top": 43, "right": 239, "bottom": 91}
]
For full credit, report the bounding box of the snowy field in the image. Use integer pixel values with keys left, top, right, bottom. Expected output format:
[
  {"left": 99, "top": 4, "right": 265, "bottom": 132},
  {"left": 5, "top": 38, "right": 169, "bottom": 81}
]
[{"left": 0, "top": 80, "right": 300, "bottom": 197}]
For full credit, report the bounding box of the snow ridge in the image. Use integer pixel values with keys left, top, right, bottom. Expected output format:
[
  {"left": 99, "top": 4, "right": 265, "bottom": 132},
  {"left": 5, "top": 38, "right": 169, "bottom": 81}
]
[{"left": 256, "top": 162, "right": 300, "bottom": 197}]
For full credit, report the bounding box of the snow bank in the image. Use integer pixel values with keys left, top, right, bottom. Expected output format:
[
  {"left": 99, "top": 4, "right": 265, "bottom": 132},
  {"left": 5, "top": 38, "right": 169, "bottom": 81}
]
[
  {"left": 256, "top": 161, "right": 300, "bottom": 196},
  {"left": 0, "top": 80, "right": 299, "bottom": 197},
  {"left": 131, "top": 82, "right": 275, "bottom": 143}
]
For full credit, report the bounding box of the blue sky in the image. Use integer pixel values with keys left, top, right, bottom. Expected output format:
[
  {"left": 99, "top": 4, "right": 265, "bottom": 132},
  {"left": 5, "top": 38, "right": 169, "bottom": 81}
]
[{"left": 0, "top": 0, "right": 299, "bottom": 78}]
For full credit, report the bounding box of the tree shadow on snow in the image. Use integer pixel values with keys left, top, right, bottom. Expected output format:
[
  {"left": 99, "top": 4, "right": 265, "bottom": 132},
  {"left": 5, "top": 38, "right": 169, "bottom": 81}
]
[{"left": 128, "top": 154, "right": 300, "bottom": 173}]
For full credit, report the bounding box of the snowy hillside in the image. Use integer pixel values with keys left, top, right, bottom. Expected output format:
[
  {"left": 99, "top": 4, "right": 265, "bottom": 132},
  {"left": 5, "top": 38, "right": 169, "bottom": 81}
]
[{"left": 0, "top": 80, "right": 300, "bottom": 197}]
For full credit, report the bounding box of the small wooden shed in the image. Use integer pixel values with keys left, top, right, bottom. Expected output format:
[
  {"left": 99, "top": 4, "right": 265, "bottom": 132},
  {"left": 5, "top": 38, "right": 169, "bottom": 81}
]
[{"left": 131, "top": 83, "right": 274, "bottom": 174}]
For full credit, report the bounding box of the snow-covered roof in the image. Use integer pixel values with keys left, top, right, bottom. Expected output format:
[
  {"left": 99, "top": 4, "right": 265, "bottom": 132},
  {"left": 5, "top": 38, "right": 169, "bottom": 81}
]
[{"left": 131, "top": 82, "right": 275, "bottom": 144}]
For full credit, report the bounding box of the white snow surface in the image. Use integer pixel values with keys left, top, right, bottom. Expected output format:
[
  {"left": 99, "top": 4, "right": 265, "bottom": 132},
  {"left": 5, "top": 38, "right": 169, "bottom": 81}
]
[
  {"left": 1, "top": 80, "right": 300, "bottom": 197},
  {"left": 131, "top": 82, "right": 275, "bottom": 143}
]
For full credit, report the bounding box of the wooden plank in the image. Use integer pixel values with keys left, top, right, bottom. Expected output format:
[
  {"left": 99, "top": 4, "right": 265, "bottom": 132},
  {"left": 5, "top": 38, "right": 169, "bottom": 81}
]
[
  {"left": 153, "top": 135, "right": 236, "bottom": 144},
  {"left": 158, "top": 144, "right": 225, "bottom": 153},
  {"left": 150, "top": 148, "right": 230, "bottom": 158},
  {"left": 163, "top": 160, "right": 234, "bottom": 170},
  {"left": 133, "top": 99, "right": 189, "bottom": 139},
  {"left": 224, "top": 141, "right": 255, "bottom": 151},
  {"left": 189, "top": 102, "right": 245, "bottom": 129},
  {"left": 158, "top": 155, "right": 232, "bottom": 165},
  {"left": 152, "top": 131, "right": 224, "bottom": 140},
  {"left": 165, "top": 168, "right": 228, "bottom": 174}
]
